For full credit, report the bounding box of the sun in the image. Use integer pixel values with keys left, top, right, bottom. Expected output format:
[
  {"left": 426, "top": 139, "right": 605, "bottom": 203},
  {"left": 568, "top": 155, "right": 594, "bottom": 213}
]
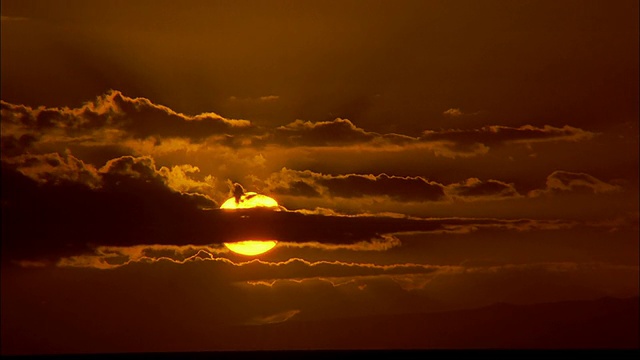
[
  {"left": 224, "top": 240, "right": 278, "bottom": 256},
  {"left": 221, "top": 190, "right": 279, "bottom": 256},
  {"left": 220, "top": 192, "right": 279, "bottom": 209}
]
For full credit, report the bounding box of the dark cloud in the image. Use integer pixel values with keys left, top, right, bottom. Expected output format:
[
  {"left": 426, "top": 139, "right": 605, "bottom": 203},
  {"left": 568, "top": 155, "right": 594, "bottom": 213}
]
[
  {"left": 4, "top": 152, "right": 102, "bottom": 188},
  {"left": 267, "top": 168, "right": 628, "bottom": 207},
  {"left": 272, "top": 118, "right": 377, "bottom": 146},
  {"left": 101, "top": 155, "right": 159, "bottom": 181},
  {"left": 272, "top": 180, "right": 322, "bottom": 198},
  {"left": 267, "top": 121, "right": 595, "bottom": 151},
  {"left": 530, "top": 170, "right": 621, "bottom": 196},
  {"left": 267, "top": 168, "right": 446, "bottom": 202},
  {"left": 0, "top": 134, "right": 39, "bottom": 157},
  {"left": 321, "top": 173, "right": 445, "bottom": 202},
  {"left": 420, "top": 125, "right": 595, "bottom": 148},
  {"left": 2, "top": 94, "right": 597, "bottom": 159},
  {"left": 446, "top": 178, "right": 521, "bottom": 199},
  {"left": 2, "top": 157, "right": 575, "bottom": 263},
  {"left": 107, "top": 91, "right": 253, "bottom": 140},
  {"left": 267, "top": 168, "right": 526, "bottom": 202},
  {"left": 1, "top": 155, "right": 216, "bottom": 262},
  {"left": 1, "top": 91, "right": 254, "bottom": 145}
]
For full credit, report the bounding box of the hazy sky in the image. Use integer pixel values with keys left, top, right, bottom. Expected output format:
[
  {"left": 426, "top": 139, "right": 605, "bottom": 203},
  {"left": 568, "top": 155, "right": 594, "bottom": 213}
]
[{"left": 1, "top": 0, "right": 638, "bottom": 355}]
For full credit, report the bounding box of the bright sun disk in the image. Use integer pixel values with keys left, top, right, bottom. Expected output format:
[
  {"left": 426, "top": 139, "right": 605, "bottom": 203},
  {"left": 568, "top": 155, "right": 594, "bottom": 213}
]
[{"left": 221, "top": 192, "right": 279, "bottom": 256}]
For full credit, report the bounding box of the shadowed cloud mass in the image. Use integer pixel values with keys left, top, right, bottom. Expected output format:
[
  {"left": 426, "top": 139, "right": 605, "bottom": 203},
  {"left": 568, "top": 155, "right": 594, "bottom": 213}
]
[
  {"left": 1, "top": 92, "right": 597, "bottom": 157},
  {"left": 2, "top": 158, "right": 579, "bottom": 263}
]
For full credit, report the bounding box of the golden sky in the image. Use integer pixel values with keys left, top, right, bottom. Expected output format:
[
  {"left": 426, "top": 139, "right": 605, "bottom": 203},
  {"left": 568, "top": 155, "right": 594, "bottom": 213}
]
[{"left": 1, "top": 0, "right": 638, "bottom": 355}]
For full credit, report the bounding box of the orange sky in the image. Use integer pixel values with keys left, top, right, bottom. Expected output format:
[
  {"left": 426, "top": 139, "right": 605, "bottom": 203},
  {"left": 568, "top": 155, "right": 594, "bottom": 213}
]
[{"left": 1, "top": 0, "right": 638, "bottom": 355}]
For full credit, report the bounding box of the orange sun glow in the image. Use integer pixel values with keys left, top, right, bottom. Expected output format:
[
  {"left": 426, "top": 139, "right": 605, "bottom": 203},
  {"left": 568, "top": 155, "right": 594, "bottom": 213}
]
[
  {"left": 221, "top": 192, "right": 279, "bottom": 256},
  {"left": 220, "top": 192, "right": 279, "bottom": 209}
]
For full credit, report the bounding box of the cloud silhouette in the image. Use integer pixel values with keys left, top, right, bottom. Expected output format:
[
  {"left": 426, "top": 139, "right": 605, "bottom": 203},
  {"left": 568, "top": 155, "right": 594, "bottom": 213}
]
[
  {"left": 0, "top": 90, "right": 253, "bottom": 146},
  {"left": 266, "top": 168, "right": 446, "bottom": 202},
  {"left": 2, "top": 158, "right": 577, "bottom": 264},
  {"left": 272, "top": 118, "right": 377, "bottom": 147},
  {"left": 1, "top": 156, "right": 216, "bottom": 262},
  {"left": 420, "top": 125, "right": 595, "bottom": 146},
  {"left": 267, "top": 168, "right": 522, "bottom": 202},
  {"left": 1, "top": 93, "right": 597, "bottom": 160},
  {"left": 530, "top": 170, "right": 622, "bottom": 196},
  {"left": 446, "top": 178, "right": 521, "bottom": 200}
]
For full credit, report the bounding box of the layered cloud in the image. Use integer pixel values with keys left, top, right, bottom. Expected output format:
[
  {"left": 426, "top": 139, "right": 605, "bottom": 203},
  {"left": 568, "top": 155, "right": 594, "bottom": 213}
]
[
  {"left": 1, "top": 92, "right": 597, "bottom": 159},
  {"left": 52, "top": 249, "right": 639, "bottom": 314},
  {"left": 266, "top": 168, "right": 446, "bottom": 202},
  {"left": 5, "top": 253, "right": 636, "bottom": 355},
  {"left": 1, "top": 155, "right": 218, "bottom": 261},
  {"left": 57, "top": 241, "right": 636, "bottom": 296},
  {"left": 420, "top": 125, "right": 595, "bottom": 146},
  {"left": 4, "top": 152, "right": 218, "bottom": 201},
  {"left": 0, "top": 91, "right": 628, "bottom": 267},
  {"left": 3, "top": 155, "right": 585, "bottom": 264},
  {"left": 267, "top": 168, "right": 523, "bottom": 203},
  {"left": 265, "top": 167, "right": 624, "bottom": 206},
  {"left": 0, "top": 90, "right": 251, "bottom": 141},
  {"left": 446, "top": 177, "right": 520, "bottom": 200},
  {"left": 272, "top": 118, "right": 377, "bottom": 147},
  {"left": 3, "top": 152, "right": 102, "bottom": 189},
  {"left": 530, "top": 170, "right": 622, "bottom": 196}
]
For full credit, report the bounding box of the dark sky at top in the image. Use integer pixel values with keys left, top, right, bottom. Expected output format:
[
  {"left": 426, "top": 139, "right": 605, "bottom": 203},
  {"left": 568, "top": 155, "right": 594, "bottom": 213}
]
[{"left": 2, "top": 0, "right": 638, "bottom": 135}]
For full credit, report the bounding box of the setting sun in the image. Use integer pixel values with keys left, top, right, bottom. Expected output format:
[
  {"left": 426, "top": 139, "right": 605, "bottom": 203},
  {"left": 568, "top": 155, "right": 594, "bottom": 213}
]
[
  {"left": 2, "top": 0, "right": 638, "bottom": 354},
  {"left": 220, "top": 192, "right": 279, "bottom": 209},
  {"left": 221, "top": 190, "right": 279, "bottom": 256},
  {"left": 224, "top": 240, "right": 278, "bottom": 256}
]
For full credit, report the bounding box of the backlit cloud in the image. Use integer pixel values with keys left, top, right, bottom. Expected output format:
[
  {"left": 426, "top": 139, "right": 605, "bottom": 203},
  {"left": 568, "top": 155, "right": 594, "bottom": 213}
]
[
  {"left": 530, "top": 170, "right": 622, "bottom": 196},
  {"left": 420, "top": 125, "right": 595, "bottom": 148},
  {"left": 5, "top": 152, "right": 101, "bottom": 189},
  {"left": 443, "top": 108, "right": 463, "bottom": 117},
  {"left": 266, "top": 168, "right": 446, "bottom": 202},
  {"left": 446, "top": 178, "right": 521, "bottom": 200},
  {"left": 266, "top": 168, "right": 524, "bottom": 203},
  {"left": 273, "top": 118, "right": 377, "bottom": 147},
  {"left": 2, "top": 93, "right": 597, "bottom": 161},
  {"left": 2, "top": 158, "right": 581, "bottom": 263},
  {"left": 1, "top": 156, "right": 217, "bottom": 261},
  {"left": 0, "top": 91, "right": 253, "bottom": 147}
]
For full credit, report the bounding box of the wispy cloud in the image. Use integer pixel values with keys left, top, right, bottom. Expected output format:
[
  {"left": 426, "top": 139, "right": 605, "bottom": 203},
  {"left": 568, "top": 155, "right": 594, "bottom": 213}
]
[
  {"left": 244, "top": 309, "right": 301, "bottom": 325},
  {"left": 529, "top": 170, "right": 622, "bottom": 197},
  {"left": 443, "top": 108, "right": 463, "bottom": 117}
]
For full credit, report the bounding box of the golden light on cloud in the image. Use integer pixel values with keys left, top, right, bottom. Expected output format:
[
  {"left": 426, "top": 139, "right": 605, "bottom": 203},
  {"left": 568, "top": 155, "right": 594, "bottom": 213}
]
[{"left": 221, "top": 190, "right": 279, "bottom": 256}]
